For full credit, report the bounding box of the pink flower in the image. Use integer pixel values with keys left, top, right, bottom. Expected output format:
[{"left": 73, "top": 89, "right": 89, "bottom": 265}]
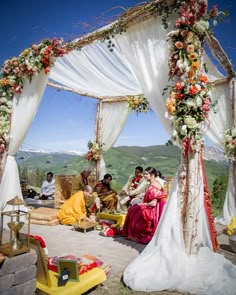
[
  {"left": 187, "top": 45, "right": 194, "bottom": 53},
  {"left": 202, "top": 104, "right": 210, "bottom": 112},
  {"left": 175, "top": 41, "right": 184, "bottom": 49},
  {"left": 204, "top": 98, "right": 211, "bottom": 105},
  {"left": 175, "top": 82, "right": 184, "bottom": 90}
]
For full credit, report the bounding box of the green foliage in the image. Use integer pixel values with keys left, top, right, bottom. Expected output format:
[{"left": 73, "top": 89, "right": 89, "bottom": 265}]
[
  {"left": 211, "top": 175, "right": 228, "bottom": 217},
  {"left": 17, "top": 146, "right": 229, "bottom": 199}
]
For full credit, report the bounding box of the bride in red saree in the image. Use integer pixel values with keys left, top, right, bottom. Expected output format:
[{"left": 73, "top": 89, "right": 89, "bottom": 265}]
[{"left": 122, "top": 167, "right": 167, "bottom": 244}]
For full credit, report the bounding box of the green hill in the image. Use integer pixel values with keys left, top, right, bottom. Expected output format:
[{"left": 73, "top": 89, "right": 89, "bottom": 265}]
[{"left": 17, "top": 145, "right": 229, "bottom": 193}]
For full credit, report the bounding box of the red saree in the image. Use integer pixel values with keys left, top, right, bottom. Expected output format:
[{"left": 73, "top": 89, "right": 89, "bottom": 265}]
[{"left": 122, "top": 185, "right": 167, "bottom": 244}]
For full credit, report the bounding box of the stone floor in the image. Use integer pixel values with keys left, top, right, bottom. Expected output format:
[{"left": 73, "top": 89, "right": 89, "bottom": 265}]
[{"left": 21, "top": 219, "right": 236, "bottom": 295}]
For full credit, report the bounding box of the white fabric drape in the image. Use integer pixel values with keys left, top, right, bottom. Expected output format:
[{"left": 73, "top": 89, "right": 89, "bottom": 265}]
[
  {"left": 1, "top": 7, "right": 235, "bottom": 293},
  {"left": 217, "top": 162, "right": 236, "bottom": 225},
  {"left": 111, "top": 14, "right": 236, "bottom": 295},
  {"left": 114, "top": 16, "right": 174, "bottom": 137},
  {"left": 204, "top": 82, "right": 236, "bottom": 225},
  {"left": 49, "top": 41, "right": 142, "bottom": 97},
  {"left": 123, "top": 155, "right": 236, "bottom": 294},
  {"left": 99, "top": 101, "right": 130, "bottom": 178},
  {"left": 0, "top": 72, "right": 48, "bottom": 209},
  {"left": 204, "top": 83, "right": 231, "bottom": 148}
]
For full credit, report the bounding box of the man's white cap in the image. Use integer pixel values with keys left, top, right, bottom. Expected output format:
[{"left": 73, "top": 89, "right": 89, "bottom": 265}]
[{"left": 83, "top": 166, "right": 92, "bottom": 172}]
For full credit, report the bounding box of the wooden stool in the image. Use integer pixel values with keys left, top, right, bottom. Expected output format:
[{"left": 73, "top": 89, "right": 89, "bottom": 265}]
[{"left": 73, "top": 220, "right": 98, "bottom": 233}]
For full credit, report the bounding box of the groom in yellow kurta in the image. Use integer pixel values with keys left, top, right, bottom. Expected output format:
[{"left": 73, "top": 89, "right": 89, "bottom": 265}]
[{"left": 58, "top": 185, "right": 93, "bottom": 225}]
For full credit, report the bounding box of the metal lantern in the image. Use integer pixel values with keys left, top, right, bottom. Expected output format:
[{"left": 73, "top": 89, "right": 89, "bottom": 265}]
[{"left": 0, "top": 196, "right": 30, "bottom": 257}]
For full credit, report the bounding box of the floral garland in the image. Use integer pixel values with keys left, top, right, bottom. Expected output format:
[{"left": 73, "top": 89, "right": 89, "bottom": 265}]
[
  {"left": 0, "top": 38, "right": 67, "bottom": 155},
  {"left": 224, "top": 127, "right": 236, "bottom": 160},
  {"left": 165, "top": 1, "right": 219, "bottom": 152},
  {"left": 127, "top": 95, "right": 150, "bottom": 114},
  {"left": 85, "top": 140, "right": 103, "bottom": 161}
]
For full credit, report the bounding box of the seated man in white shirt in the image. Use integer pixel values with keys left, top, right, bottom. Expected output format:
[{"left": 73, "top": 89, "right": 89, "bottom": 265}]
[
  {"left": 40, "top": 172, "right": 55, "bottom": 200},
  {"left": 117, "top": 166, "right": 148, "bottom": 211}
]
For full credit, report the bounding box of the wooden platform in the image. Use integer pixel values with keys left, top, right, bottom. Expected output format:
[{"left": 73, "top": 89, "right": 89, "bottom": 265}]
[{"left": 73, "top": 220, "right": 98, "bottom": 233}]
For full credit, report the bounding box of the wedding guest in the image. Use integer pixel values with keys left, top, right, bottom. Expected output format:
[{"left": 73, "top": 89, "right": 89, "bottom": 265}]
[
  {"left": 40, "top": 172, "right": 55, "bottom": 200},
  {"left": 117, "top": 166, "right": 148, "bottom": 211},
  {"left": 71, "top": 166, "right": 98, "bottom": 214},
  {"left": 94, "top": 174, "right": 117, "bottom": 211},
  {"left": 156, "top": 169, "right": 166, "bottom": 188},
  {"left": 58, "top": 185, "right": 93, "bottom": 225},
  {"left": 122, "top": 167, "right": 167, "bottom": 244},
  {"left": 71, "top": 166, "right": 92, "bottom": 195}
]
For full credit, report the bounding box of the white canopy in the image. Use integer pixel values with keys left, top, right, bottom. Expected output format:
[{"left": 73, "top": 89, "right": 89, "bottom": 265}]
[{"left": 0, "top": 2, "right": 236, "bottom": 294}]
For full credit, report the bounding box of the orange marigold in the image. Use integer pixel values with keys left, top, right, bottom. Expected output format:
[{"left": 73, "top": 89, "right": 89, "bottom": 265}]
[
  {"left": 191, "top": 61, "right": 200, "bottom": 71},
  {"left": 0, "top": 78, "right": 11, "bottom": 86},
  {"left": 199, "top": 75, "right": 209, "bottom": 83},
  {"left": 166, "top": 97, "right": 176, "bottom": 115}
]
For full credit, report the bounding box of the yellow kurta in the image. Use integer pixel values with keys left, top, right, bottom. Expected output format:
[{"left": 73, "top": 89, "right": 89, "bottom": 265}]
[{"left": 58, "top": 191, "right": 86, "bottom": 225}]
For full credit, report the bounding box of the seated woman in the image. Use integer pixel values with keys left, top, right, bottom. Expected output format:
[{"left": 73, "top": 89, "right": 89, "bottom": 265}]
[
  {"left": 94, "top": 174, "right": 117, "bottom": 211},
  {"left": 122, "top": 167, "right": 167, "bottom": 244}
]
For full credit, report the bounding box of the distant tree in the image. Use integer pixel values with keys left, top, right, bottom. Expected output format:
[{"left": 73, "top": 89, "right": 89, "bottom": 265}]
[
  {"left": 165, "top": 140, "right": 173, "bottom": 146},
  {"left": 35, "top": 168, "right": 41, "bottom": 187},
  {"left": 211, "top": 175, "right": 228, "bottom": 216},
  {"left": 21, "top": 167, "right": 28, "bottom": 181}
]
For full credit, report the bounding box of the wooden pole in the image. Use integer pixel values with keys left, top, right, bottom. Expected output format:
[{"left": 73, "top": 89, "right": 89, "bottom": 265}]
[
  {"left": 94, "top": 101, "right": 102, "bottom": 182},
  {"left": 47, "top": 82, "right": 133, "bottom": 102}
]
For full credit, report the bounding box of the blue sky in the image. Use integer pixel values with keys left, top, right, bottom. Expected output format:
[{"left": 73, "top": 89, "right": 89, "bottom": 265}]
[{"left": 1, "top": 0, "right": 235, "bottom": 153}]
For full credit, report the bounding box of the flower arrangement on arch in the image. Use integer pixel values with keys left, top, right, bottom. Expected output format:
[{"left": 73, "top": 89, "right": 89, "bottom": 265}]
[
  {"left": 165, "top": 0, "right": 218, "bottom": 151},
  {"left": 128, "top": 95, "right": 150, "bottom": 113},
  {"left": 224, "top": 127, "right": 236, "bottom": 160},
  {"left": 85, "top": 140, "right": 103, "bottom": 161},
  {"left": 166, "top": 75, "right": 213, "bottom": 148},
  {"left": 0, "top": 38, "right": 67, "bottom": 155}
]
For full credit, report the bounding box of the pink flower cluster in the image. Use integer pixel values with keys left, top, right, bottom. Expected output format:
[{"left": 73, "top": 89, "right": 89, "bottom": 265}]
[{"left": 175, "top": 0, "right": 207, "bottom": 28}]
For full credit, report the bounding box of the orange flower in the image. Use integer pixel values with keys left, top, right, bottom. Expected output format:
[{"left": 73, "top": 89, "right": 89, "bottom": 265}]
[
  {"left": 191, "top": 61, "right": 200, "bottom": 71},
  {"left": 166, "top": 97, "right": 176, "bottom": 114},
  {"left": 188, "top": 53, "right": 198, "bottom": 61},
  {"left": 199, "top": 75, "right": 209, "bottom": 83},
  {"left": 189, "top": 84, "right": 200, "bottom": 95},
  {"left": 0, "top": 78, "right": 11, "bottom": 86}
]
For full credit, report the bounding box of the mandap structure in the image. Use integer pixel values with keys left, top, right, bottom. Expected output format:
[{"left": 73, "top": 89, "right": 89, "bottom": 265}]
[{"left": 0, "top": 0, "right": 236, "bottom": 293}]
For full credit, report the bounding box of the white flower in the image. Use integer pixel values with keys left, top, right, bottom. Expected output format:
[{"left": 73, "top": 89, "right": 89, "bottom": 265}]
[
  {"left": 183, "top": 60, "right": 189, "bottom": 67},
  {"left": 196, "top": 96, "right": 202, "bottom": 107},
  {"left": 172, "top": 130, "right": 177, "bottom": 137},
  {"left": 193, "top": 20, "right": 209, "bottom": 35},
  {"left": 213, "top": 19, "right": 218, "bottom": 26},
  {"left": 186, "top": 100, "right": 197, "bottom": 108},
  {"left": 178, "top": 63, "right": 185, "bottom": 70},
  {"left": 7, "top": 101, "right": 12, "bottom": 108},
  {"left": 231, "top": 128, "right": 236, "bottom": 137},
  {"left": 184, "top": 116, "right": 198, "bottom": 129},
  {"left": 181, "top": 125, "right": 187, "bottom": 135},
  {"left": 225, "top": 134, "right": 232, "bottom": 141}
]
